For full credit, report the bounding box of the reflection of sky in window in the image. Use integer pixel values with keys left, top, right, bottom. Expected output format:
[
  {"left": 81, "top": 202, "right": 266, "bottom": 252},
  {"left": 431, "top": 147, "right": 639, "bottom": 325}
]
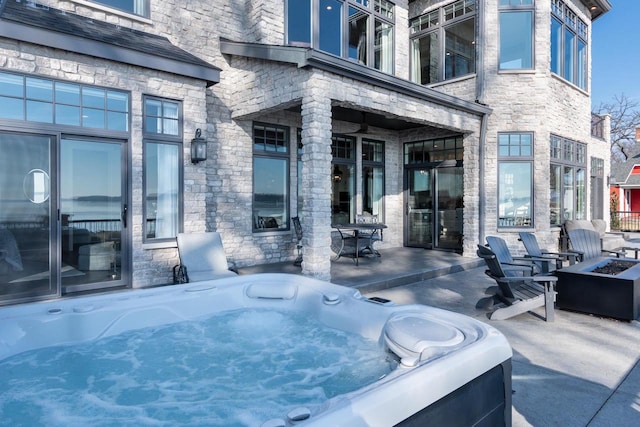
[
  {"left": 320, "top": 0, "right": 343, "bottom": 56},
  {"left": 287, "top": 0, "right": 311, "bottom": 44},
  {"left": 254, "top": 157, "right": 287, "bottom": 196},
  {"left": 499, "top": 11, "right": 532, "bottom": 69},
  {"left": 61, "top": 139, "right": 121, "bottom": 198}
]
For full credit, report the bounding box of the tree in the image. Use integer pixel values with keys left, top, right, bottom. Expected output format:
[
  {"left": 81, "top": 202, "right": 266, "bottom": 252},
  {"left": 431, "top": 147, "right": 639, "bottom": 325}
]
[{"left": 593, "top": 93, "right": 640, "bottom": 163}]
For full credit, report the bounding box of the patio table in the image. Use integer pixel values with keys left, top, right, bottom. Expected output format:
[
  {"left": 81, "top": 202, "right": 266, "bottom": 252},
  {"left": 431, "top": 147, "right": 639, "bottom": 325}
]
[{"left": 332, "top": 223, "right": 387, "bottom": 265}]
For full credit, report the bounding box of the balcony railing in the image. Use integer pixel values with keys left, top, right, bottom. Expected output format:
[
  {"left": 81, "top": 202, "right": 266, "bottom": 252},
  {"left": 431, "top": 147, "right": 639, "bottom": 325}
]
[{"left": 611, "top": 211, "right": 640, "bottom": 231}]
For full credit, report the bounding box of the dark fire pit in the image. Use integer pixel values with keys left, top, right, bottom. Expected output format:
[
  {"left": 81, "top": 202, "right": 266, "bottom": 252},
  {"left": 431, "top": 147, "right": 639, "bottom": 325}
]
[{"left": 556, "top": 257, "right": 640, "bottom": 320}]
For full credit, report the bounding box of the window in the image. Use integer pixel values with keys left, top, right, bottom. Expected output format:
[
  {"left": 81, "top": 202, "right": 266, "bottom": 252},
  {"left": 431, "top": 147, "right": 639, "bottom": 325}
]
[
  {"left": 410, "top": 0, "right": 476, "bottom": 84},
  {"left": 287, "top": 0, "right": 395, "bottom": 73},
  {"left": 499, "top": 0, "right": 534, "bottom": 70},
  {"left": 550, "top": 135, "right": 587, "bottom": 226},
  {"left": 498, "top": 133, "right": 533, "bottom": 227},
  {"left": 590, "top": 157, "right": 604, "bottom": 220},
  {"left": 89, "top": 0, "right": 149, "bottom": 17},
  {"left": 550, "top": 0, "right": 588, "bottom": 89},
  {"left": 253, "top": 123, "right": 289, "bottom": 232},
  {"left": 362, "top": 139, "right": 384, "bottom": 219},
  {"left": 0, "top": 71, "right": 129, "bottom": 131},
  {"left": 331, "top": 135, "right": 356, "bottom": 225},
  {"left": 297, "top": 128, "right": 303, "bottom": 215},
  {"left": 143, "top": 96, "right": 183, "bottom": 241}
]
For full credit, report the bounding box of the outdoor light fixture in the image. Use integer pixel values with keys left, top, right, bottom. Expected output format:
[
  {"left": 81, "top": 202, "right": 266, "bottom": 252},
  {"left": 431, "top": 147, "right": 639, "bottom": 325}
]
[{"left": 191, "top": 128, "right": 207, "bottom": 164}]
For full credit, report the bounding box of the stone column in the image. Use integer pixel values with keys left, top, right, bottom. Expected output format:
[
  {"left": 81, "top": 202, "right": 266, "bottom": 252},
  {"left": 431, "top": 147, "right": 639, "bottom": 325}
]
[{"left": 300, "top": 86, "right": 333, "bottom": 281}]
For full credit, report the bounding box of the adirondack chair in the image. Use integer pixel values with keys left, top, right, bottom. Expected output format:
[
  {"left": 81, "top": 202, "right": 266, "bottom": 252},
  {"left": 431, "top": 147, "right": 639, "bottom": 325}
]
[
  {"left": 518, "top": 232, "right": 579, "bottom": 272},
  {"left": 567, "top": 229, "right": 625, "bottom": 262},
  {"left": 485, "top": 235, "right": 545, "bottom": 275},
  {"left": 476, "top": 245, "right": 556, "bottom": 322}
]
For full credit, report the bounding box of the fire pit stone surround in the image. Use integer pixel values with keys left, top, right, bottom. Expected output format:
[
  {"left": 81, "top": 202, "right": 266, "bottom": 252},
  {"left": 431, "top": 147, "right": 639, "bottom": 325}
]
[{"left": 555, "top": 257, "right": 640, "bottom": 320}]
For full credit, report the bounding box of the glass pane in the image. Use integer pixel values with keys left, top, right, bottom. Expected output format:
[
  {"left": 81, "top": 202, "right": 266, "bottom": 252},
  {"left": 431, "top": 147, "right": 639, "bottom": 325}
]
[
  {"left": 0, "top": 133, "right": 55, "bottom": 303},
  {"left": 82, "top": 87, "right": 106, "bottom": 109},
  {"left": 92, "top": 0, "right": 147, "bottom": 16},
  {"left": 287, "top": 0, "right": 312, "bottom": 45},
  {"left": 499, "top": 11, "right": 532, "bottom": 69},
  {"left": 61, "top": 139, "right": 123, "bottom": 287},
  {"left": 26, "top": 78, "right": 53, "bottom": 102},
  {"left": 319, "top": 0, "right": 343, "bottom": 56},
  {"left": 26, "top": 100, "right": 53, "bottom": 123},
  {"left": 162, "top": 118, "right": 179, "bottom": 136},
  {"left": 363, "top": 165, "right": 384, "bottom": 218},
  {"left": 0, "top": 96, "right": 24, "bottom": 120},
  {"left": 56, "top": 82, "right": 80, "bottom": 105},
  {"left": 349, "top": 6, "right": 369, "bottom": 65},
  {"left": 254, "top": 157, "right": 288, "bottom": 230},
  {"left": 577, "top": 39, "right": 587, "bottom": 89},
  {"left": 411, "top": 33, "right": 439, "bottom": 84},
  {"left": 145, "top": 98, "right": 162, "bottom": 117},
  {"left": 550, "top": 164, "right": 562, "bottom": 225},
  {"left": 407, "top": 169, "right": 433, "bottom": 247},
  {"left": 107, "top": 91, "right": 128, "bottom": 112},
  {"left": 146, "top": 143, "right": 179, "bottom": 239},
  {"left": 550, "top": 17, "right": 562, "bottom": 75},
  {"left": 576, "top": 168, "right": 586, "bottom": 220},
  {"left": 374, "top": 20, "right": 393, "bottom": 73},
  {"left": 82, "top": 107, "right": 105, "bottom": 128},
  {"left": 163, "top": 102, "right": 179, "bottom": 119},
  {"left": 445, "top": 18, "right": 475, "bottom": 80},
  {"left": 564, "top": 29, "right": 575, "bottom": 82},
  {"left": 0, "top": 72, "right": 23, "bottom": 97},
  {"left": 145, "top": 116, "right": 161, "bottom": 134},
  {"left": 107, "top": 111, "right": 128, "bottom": 132},
  {"left": 436, "top": 167, "right": 464, "bottom": 249},
  {"left": 56, "top": 104, "right": 81, "bottom": 126},
  {"left": 563, "top": 166, "right": 574, "bottom": 220},
  {"left": 498, "top": 162, "right": 532, "bottom": 227},
  {"left": 331, "top": 163, "right": 354, "bottom": 225}
]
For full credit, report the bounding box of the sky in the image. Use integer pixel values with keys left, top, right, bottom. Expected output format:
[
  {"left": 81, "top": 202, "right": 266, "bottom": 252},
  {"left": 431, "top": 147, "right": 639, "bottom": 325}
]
[{"left": 591, "top": 0, "right": 640, "bottom": 107}]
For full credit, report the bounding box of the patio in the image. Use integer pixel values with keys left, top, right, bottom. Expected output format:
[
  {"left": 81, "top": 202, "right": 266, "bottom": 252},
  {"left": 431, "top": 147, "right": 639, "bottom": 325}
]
[{"left": 240, "top": 247, "right": 640, "bottom": 426}]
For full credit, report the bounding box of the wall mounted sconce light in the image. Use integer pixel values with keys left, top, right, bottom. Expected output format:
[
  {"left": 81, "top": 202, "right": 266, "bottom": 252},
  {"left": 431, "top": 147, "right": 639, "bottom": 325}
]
[{"left": 191, "top": 128, "right": 207, "bottom": 164}]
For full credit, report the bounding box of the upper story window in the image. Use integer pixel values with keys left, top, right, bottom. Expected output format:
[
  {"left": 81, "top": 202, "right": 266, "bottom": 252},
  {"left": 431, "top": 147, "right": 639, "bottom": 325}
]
[
  {"left": 0, "top": 71, "right": 129, "bottom": 131},
  {"left": 410, "top": 0, "right": 476, "bottom": 85},
  {"left": 499, "top": 0, "right": 534, "bottom": 70},
  {"left": 287, "top": 0, "right": 395, "bottom": 73},
  {"left": 88, "top": 0, "right": 149, "bottom": 18},
  {"left": 551, "top": 0, "right": 588, "bottom": 90}
]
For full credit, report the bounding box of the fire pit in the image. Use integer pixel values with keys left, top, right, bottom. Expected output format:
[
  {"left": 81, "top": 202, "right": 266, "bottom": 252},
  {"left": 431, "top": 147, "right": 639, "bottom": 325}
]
[{"left": 556, "top": 257, "right": 640, "bottom": 320}]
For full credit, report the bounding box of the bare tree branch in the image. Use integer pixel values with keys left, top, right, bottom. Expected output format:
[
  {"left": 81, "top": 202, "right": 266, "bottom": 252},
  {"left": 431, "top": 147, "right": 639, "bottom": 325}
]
[{"left": 594, "top": 93, "right": 640, "bottom": 163}]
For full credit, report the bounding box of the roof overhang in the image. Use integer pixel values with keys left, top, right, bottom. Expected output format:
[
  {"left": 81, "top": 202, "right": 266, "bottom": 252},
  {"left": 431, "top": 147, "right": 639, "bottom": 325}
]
[
  {"left": 0, "top": 0, "right": 220, "bottom": 86},
  {"left": 581, "top": 0, "right": 612, "bottom": 21},
  {"left": 219, "top": 39, "right": 492, "bottom": 117}
]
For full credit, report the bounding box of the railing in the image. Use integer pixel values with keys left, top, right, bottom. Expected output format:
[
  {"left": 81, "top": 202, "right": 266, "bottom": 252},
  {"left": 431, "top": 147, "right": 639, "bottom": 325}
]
[{"left": 611, "top": 211, "right": 640, "bottom": 231}]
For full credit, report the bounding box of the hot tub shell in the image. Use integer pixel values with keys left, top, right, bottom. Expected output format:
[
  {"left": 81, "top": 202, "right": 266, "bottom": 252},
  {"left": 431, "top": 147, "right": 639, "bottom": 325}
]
[{"left": 0, "top": 274, "right": 512, "bottom": 426}]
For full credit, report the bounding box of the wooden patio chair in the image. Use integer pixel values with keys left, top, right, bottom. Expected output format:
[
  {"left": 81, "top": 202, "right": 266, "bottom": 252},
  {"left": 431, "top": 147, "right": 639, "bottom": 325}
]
[
  {"left": 175, "top": 232, "right": 238, "bottom": 283},
  {"left": 567, "top": 229, "right": 625, "bottom": 262},
  {"left": 476, "top": 245, "right": 556, "bottom": 322},
  {"left": 485, "top": 235, "right": 543, "bottom": 275},
  {"left": 518, "top": 232, "right": 579, "bottom": 272}
]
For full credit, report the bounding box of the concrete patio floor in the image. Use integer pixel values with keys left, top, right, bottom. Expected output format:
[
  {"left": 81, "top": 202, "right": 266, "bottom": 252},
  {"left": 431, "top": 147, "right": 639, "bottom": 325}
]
[{"left": 239, "top": 248, "right": 640, "bottom": 427}]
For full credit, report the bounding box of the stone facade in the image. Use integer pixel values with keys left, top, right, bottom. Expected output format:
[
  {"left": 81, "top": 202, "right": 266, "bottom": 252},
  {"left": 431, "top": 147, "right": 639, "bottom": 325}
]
[{"left": 0, "top": 0, "right": 611, "bottom": 292}]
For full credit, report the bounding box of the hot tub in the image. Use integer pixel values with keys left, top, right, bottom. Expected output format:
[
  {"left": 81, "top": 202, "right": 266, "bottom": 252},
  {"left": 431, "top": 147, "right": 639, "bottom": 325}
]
[{"left": 0, "top": 274, "right": 512, "bottom": 426}]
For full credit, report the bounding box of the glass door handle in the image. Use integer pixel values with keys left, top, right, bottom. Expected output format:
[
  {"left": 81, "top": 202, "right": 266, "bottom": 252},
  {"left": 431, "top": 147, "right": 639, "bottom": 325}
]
[{"left": 121, "top": 204, "right": 128, "bottom": 228}]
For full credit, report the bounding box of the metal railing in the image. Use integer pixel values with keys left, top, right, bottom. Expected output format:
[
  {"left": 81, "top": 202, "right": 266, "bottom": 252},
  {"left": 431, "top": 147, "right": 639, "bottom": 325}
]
[{"left": 611, "top": 211, "right": 640, "bottom": 231}]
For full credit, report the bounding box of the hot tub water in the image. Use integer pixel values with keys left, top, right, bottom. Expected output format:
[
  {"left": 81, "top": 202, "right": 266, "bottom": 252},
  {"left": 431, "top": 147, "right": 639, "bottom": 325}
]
[{"left": 0, "top": 309, "right": 394, "bottom": 426}]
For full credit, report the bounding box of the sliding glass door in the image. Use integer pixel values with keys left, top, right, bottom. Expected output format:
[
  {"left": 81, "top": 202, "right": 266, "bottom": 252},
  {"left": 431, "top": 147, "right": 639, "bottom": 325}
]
[
  {"left": 0, "top": 132, "right": 57, "bottom": 303},
  {"left": 61, "top": 138, "right": 126, "bottom": 293}
]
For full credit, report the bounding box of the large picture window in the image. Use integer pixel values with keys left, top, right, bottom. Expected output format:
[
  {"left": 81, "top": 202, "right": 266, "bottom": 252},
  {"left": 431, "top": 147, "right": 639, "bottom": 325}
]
[
  {"left": 287, "top": 0, "right": 395, "bottom": 73},
  {"left": 499, "top": 0, "right": 534, "bottom": 70},
  {"left": 143, "top": 96, "right": 183, "bottom": 241},
  {"left": 550, "top": 135, "right": 587, "bottom": 225},
  {"left": 253, "top": 124, "right": 290, "bottom": 232},
  {"left": 550, "top": 0, "right": 588, "bottom": 90},
  {"left": 410, "top": 0, "right": 476, "bottom": 85},
  {"left": 498, "top": 133, "right": 533, "bottom": 227}
]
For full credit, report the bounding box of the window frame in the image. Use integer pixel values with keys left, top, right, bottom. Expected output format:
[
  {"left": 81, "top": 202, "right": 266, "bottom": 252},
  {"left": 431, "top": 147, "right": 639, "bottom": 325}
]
[
  {"left": 409, "top": 0, "right": 477, "bottom": 84},
  {"left": 86, "top": 0, "right": 150, "bottom": 18},
  {"left": 331, "top": 134, "right": 357, "bottom": 225},
  {"left": 142, "top": 95, "right": 184, "bottom": 243},
  {"left": 252, "top": 122, "right": 291, "bottom": 233},
  {"left": 498, "top": 0, "right": 535, "bottom": 71},
  {"left": 550, "top": 134, "right": 587, "bottom": 226},
  {"left": 550, "top": 0, "right": 588, "bottom": 90},
  {"left": 497, "top": 132, "right": 534, "bottom": 228}
]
